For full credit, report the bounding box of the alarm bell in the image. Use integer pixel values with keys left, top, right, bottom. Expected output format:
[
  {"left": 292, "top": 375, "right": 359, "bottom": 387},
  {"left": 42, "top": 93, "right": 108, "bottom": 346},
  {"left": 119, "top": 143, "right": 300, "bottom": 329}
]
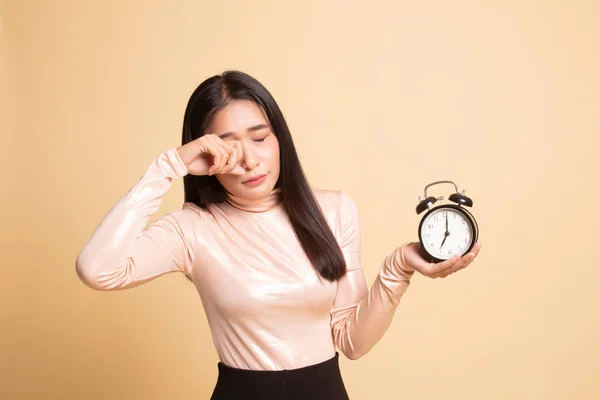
[{"left": 416, "top": 180, "right": 473, "bottom": 214}]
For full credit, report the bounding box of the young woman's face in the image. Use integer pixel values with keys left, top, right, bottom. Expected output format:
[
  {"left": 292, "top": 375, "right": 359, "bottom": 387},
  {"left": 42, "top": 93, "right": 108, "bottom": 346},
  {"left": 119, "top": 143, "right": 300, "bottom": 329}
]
[{"left": 209, "top": 99, "right": 280, "bottom": 200}]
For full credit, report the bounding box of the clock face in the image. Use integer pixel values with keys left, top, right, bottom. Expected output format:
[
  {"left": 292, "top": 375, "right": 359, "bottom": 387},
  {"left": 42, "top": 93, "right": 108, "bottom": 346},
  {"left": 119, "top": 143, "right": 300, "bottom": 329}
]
[{"left": 419, "top": 207, "right": 474, "bottom": 261}]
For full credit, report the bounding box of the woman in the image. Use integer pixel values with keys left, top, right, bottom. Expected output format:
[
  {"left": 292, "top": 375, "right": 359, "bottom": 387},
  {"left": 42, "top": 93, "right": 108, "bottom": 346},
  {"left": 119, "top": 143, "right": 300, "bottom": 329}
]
[{"left": 75, "top": 70, "right": 481, "bottom": 399}]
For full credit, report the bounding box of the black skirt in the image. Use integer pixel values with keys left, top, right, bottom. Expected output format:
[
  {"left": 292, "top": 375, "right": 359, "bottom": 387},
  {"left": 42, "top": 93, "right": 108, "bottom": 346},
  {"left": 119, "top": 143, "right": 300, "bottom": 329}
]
[{"left": 210, "top": 352, "right": 350, "bottom": 400}]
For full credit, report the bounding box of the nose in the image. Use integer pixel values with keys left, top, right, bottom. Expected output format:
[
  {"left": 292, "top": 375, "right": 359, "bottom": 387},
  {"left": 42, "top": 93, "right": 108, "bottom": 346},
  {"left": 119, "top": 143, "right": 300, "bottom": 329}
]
[{"left": 241, "top": 141, "right": 258, "bottom": 171}]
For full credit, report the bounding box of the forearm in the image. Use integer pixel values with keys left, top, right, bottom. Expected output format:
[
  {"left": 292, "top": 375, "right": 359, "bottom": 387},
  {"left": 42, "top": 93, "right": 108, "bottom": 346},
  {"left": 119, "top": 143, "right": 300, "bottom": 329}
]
[
  {"left": 75, "top": 148, "right": 188, "bottom": 289},
  {"left": 332, "top": 244, "right": 414, "bottom": 359}
]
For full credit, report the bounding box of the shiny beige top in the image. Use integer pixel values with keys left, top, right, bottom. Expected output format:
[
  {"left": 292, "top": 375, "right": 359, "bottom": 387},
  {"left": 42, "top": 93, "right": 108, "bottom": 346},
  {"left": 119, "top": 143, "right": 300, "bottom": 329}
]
[{"left": 75, "top": 148, "right": 414, "bottom": 370}]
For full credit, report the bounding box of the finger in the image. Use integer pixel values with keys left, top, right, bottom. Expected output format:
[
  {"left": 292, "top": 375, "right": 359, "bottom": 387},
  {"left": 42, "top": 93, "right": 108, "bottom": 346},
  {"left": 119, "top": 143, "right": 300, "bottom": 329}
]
[
  {"left": 231, "top": 142, "right": 246, "bottom": 175},
  {"left": 449, "top": 256, "right": 471, "bottom": 275},
  {"left": 216, "top": 149, "right": 231, "bottom": 174},
  {"left": 438, "top": 250, "right": 477, "bottom": 278},
  {"left": 208, "top": 152, "right": 222, "bottom": 175},
  {"left": 435, "top": 255, "right": 470, "bottom": 278},
  {"left": 210, "top": 140, "right": 234, "bottom": 175},
  {"left": 451, "top": 245, "right": 481, "bottom": 274},
  {"left": 428, "top": 254, "right": 461, "bottom": 278},
  {"left": 220, "top": 139, "right": 241, "bottom": 174},
  {"left": 219, "top": 144, "right": 236, "bottom": 174},
  {"left": 207, "top": 142, "right": 227, "bottom": 175},
  {"left": 438, "top": 262, "right": 463, "bottom": 278},
  {"left": 437, "top": 268, "right": 454, "bottom": 279},
  {"left": 457, "top": 248, "right": 479, "bottom": 271},
  {"left": 223, "top": 141, "right": 242, "bottom": 174},
  {"left": 434, "top": 263, "right": 458, "bottom": 278},
  {"left": 202, "top": 138, "right": 218, "bottom": 175},
  {"left": 471, "top": 242, "right": 483, "bottom": 256},
  {"left": 224, "top": 141, "right": 241, "bottom": 174}
]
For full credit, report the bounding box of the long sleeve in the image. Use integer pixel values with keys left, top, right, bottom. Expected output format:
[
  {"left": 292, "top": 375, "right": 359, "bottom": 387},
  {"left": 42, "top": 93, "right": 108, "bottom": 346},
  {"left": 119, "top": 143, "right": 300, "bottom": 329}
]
[
  {"left": 75, "top": 148, "right": 196, "bottom": 290},
  {"left": 330, "top": 192, "right": 414, "bottom": 360}
]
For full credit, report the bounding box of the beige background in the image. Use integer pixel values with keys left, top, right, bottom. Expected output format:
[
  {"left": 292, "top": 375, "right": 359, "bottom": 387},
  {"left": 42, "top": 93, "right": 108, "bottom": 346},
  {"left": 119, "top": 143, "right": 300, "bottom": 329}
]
[{"left": 2, "top": 0, "right": 599, "bottom": 399}]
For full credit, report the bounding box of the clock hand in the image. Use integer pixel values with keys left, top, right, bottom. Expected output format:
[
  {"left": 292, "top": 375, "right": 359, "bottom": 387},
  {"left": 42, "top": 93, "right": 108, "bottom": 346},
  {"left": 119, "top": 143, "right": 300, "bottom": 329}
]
[
  {"left": 440, "top": 233, "right": 447, "bottom": 249},
  {"left": 440, "top": 213, "right": 450, "bottom": 249}
]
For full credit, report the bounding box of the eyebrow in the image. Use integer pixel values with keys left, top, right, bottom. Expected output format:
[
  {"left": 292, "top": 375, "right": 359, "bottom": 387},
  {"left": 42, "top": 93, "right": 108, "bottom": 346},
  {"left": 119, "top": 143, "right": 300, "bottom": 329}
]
[{"left": 217, "top": 124, "right": 270, "bottom": 139}]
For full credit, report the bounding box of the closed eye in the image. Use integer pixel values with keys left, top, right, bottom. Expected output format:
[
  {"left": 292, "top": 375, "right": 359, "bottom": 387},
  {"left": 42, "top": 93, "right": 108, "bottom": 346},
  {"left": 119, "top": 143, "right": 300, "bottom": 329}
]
[{"left": 254, "top": 135, "right": 268, "bottom": 143}]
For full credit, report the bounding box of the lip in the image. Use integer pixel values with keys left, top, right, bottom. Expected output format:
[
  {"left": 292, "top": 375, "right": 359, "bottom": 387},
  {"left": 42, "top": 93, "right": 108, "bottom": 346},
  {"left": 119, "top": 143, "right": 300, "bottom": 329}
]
[{"left": 243, "top": 174, "right": 267, "bottom": 185}]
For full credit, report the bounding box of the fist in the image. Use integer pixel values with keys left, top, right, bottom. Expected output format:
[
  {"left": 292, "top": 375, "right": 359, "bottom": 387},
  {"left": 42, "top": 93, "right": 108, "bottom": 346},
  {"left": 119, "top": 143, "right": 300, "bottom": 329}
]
[{"left": 176, "top": 134, "right": 246, "bottom": 176}]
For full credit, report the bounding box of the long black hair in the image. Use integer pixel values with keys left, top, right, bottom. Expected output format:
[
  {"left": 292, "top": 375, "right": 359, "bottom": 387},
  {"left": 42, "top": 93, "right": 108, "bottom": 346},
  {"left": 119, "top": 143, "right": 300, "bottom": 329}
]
[{"left": 181, "top": 70, "right": 346, "bottom": 282}]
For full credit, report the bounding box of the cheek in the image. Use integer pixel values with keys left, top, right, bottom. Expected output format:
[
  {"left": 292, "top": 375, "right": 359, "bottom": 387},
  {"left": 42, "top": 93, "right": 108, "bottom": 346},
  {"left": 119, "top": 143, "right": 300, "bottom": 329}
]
[
  {"left": 216, "top": 175, "right": 236, "bottom": 191},
  {"left": 266, "top": 141, "right": 280, "bottom": 171}
]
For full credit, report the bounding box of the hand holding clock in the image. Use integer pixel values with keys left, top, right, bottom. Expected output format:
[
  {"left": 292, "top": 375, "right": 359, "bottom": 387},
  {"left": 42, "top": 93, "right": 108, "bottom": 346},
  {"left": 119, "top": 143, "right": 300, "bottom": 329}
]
[
  {"left": 407, "top": 180, "right": 482, "bottom": 278},
  {"left": 399, "top": 241, "right": 482, "bottom": 279}
]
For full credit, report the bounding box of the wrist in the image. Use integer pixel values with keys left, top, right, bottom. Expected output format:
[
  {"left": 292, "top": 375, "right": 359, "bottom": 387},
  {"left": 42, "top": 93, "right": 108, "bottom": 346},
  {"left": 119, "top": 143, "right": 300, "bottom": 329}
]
[
  {"left": 169, "top": 147, "right": 189, "bottom": 177},
  {"left": 175, "top": 146, "right": 188, "bottom": 166},
  {"left": 399, "top": 243, "right": 416, "bottom": 275}
]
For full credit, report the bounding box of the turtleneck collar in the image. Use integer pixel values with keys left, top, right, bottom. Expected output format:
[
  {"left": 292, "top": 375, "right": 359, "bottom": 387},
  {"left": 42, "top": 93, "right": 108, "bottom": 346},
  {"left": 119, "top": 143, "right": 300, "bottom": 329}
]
[{"left": 225, "top": 188, "right": 284, "bottom": 213}]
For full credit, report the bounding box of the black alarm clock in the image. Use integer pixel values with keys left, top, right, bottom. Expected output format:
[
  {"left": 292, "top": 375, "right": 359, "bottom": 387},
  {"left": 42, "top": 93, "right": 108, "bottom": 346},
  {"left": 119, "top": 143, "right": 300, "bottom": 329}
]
[{"left": 416, "top": 180, "right": 479, "bottom": 263}]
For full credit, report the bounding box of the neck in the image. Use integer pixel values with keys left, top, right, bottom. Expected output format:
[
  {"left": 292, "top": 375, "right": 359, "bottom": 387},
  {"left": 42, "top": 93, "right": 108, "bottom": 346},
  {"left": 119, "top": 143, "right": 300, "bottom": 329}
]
[{"left": 225, "top": 187, "right": 283, "bottom": 213}]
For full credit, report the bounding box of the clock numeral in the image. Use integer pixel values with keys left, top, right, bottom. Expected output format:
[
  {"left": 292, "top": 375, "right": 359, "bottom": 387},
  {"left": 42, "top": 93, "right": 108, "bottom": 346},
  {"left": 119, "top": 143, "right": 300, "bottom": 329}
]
[
  {"left": 424, "top": 233, "right": 430, "bottom": 239},
  {"left": 448, "top": 250, "right": 453, "bottom": 256},
  {"left": 465, "top": 238, "right": 469, "bottom": 243},
  {"left": 433, "top": 216, "right": 439, "bottom": 222},
  {"left": 427, "top": 224, "right": 433, "bottom": 229}
]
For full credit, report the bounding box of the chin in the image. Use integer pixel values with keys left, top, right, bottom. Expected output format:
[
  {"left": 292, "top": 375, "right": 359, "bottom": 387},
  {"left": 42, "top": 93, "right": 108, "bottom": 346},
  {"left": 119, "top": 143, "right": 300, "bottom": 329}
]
[
  {"left": 241, "top": 181, "right": 275, "bottom": 197},
  {"left": 221, "top": 172, "right": 278, "bottom": 199}
]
